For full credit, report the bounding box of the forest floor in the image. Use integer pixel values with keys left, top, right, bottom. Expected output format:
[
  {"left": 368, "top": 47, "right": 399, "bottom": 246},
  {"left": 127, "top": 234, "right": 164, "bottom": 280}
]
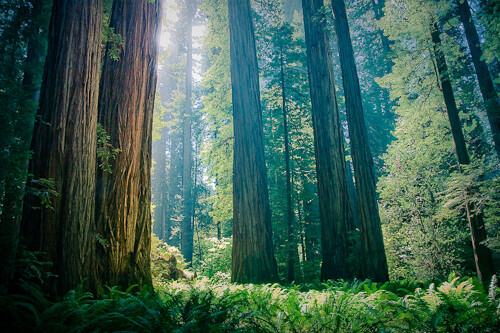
[{"left": 1, "top": 274, "right": 499, "bottom": 332}]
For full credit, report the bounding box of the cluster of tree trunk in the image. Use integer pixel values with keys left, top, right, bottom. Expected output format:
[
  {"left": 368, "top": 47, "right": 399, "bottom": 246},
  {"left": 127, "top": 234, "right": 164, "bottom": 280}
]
[
  {"left": 3, "top": 0, "right": 497, "bottom": 294},
  {"left": 16, "top": 0, "right": 162, "bottom": 295},
  {"left": 226, "top": 0, "right": 390, "bottom": 283}
]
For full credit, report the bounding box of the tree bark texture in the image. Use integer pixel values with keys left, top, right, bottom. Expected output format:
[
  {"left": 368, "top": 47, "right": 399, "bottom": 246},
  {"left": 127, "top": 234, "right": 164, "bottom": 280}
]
[
  {"left": 181, "top": 0, "right": 196, "bottom": 265},
  {"left": 456, "top": 0, "right": 500, "bottom": 157},
  {"left": 21, "top": 0, "right": 103, "bottom": 295},
  {"left": 430, "top": 22, "right": 495, "bottom": 285},
  {"left": 95, "top": 0, "right": 161, "bottom": 291},
  {"left": 331, "top": 0, "right": 389, "bottom": 282},
  {"left": 301, "top": 0, "right": 355, "bottom": 280},
  {"left": 228, "top": 0, "right": 278, "bottom": 283}
]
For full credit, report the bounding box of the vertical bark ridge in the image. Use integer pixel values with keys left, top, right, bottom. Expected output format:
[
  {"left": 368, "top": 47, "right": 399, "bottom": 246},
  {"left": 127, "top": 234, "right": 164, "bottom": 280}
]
[
  {"left": 22, "top": 0, "right": 103, "bottom": 295},
  {"left": 95, "top": 0, "right": 161, "bottom": 291}
]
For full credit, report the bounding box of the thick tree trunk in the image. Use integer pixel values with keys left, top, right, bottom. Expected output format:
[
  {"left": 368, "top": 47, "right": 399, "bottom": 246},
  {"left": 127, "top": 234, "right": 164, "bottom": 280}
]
[
  {"left": 21, "top": 0, "right": 103, "bottom": 296},
  {"left": 430, "top": 22, "right": 495, "bottom": 285},
  {"left": 228, "top": 0, "right": 278, "bottom": 283},
  {"left": 301, "top": 0, "right": 355, "bottom": 280},
  {"left": 95, "top": 0, "right": 161, "bottom": 291},
  {"left": 181, "top": 0, "right": 196, "bottom": 265},
  {"left": 331, "top": 0, "right": 389, "bottom": 281},
  {"left": 456, "top": 0, "right": 500, "bottom": 157}
]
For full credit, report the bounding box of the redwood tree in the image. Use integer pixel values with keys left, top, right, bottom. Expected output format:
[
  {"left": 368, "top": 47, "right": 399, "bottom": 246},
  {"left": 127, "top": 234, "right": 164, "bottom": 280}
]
[
  {"left": 95, "top": 0, "right": 161, "bottom": 290},
  {"left": 228, "top": 0, "right": 278, "bottom": 283},
  {"left": 301, "top": 0, "right": 355, "bottom": 280},
  {"left": 331, "top": 0, "right": 389, "bottom": 281},
  {"left": 21, "top": 0, "right": 103, "bottom": 295},
  {"left": 181, "top": 0, "right": 196, "bottom": 265},
  {"left": 455, "top": 0, "right": 500, "bottom": 157},
  {"left": 430, "top": 22, "right": 495, "bottom": 285}
]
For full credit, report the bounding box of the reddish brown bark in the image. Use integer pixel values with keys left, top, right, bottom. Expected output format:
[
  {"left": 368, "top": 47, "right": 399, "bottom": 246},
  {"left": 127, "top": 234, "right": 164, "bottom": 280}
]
[
  {"left": 21, "top": 0, "right": 103, "bottom": 295},
  {"left": 95, "top": 0, "right": 161, "bottom": 290}
]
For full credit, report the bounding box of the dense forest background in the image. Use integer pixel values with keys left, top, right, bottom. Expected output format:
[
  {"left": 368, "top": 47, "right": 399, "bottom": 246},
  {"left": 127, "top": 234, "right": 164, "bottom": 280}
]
[
  {"left": 1, "top": 0, "right": 500, "bottom": 331},
  {"left": 150, "top": 0, "right": 500, "bottom": 284}
]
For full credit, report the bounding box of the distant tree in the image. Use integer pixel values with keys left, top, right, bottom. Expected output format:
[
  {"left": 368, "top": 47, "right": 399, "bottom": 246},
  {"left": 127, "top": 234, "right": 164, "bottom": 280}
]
[
  {"left": 199, "top": 0, "right": 233, "bottom": 241},
  {"left": 95, "top": 0, "right": 161, "bottom": 290},
  {"left": 0, "top": 0, "right": 51, "bottom": 287},
  {"left": 455, "top": 0, "right": 500, "bottom": 157},
  {"left": 21, "top": 0, "right": 103, "bottom": 295},
  {"left": 181, "top": 0, "right": 197, "bottom": 265},
  {"left": 429, "top": 21, "right": 495, "bottom": 284},
  {"left": 301, "top": 0, "right": 355, "bottom": 280},
  {"left": 378, "top": 0, "right": 496, "bottom": 281},
  {"left": 228, "top": 0, "right": 278, "bottom": 283}
]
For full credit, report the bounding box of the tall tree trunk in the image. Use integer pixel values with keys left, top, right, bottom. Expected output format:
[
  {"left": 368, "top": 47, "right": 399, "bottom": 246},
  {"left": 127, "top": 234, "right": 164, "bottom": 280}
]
[
  {"left": 228, "top": 0, "right": 278, "bottom": 283},
  {"left": 181, "top": 0, "right": 196, "bottom": 265},
  {"left": 331, "top": 0, "right": 389, "bottom": 281},
  {"left": 280, "top": 47, "right": 296, "bottom": 283},
  {"left": 456, "top": 0, "right": 500, "bottom": 157},
  {"left": 95, "top": 0, "right": 161, "bottom": 291},
  {"left": 21, "top": 0, "right": 103, "bottom": 296},
  {"left": 430, "top": 22, "right": 495, "bottom": 285},
  {"left": 301, "top": 0, "right": 355, "bottom": 280}
]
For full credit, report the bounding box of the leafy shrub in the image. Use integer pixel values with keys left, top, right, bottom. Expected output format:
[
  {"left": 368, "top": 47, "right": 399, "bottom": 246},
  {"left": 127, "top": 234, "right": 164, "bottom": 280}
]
[{"left": 195, "top": 237, "right": 232, "bottom": 279}]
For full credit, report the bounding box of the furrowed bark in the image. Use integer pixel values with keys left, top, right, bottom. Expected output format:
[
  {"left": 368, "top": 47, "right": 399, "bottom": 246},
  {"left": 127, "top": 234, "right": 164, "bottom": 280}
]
[{"left": 95, "top": 0, "right": 161, "bottom": 291}]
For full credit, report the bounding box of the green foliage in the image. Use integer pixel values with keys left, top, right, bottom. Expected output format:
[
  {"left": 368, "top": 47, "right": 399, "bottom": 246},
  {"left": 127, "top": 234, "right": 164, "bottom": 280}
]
[
  {"left": 102, "top": 0, "right": 124, "bottom": 61},
  {"left": 7, "top": 277, "right": 499, "bottom": 332},
  {"left": 151, "top": 233, "right": 187, "bottom": 269},
  {"left": 1, "top": 250, "right": 499, "bottom": 332},
  {"left": 377, "top": 0, "right": 497, "bottom": 281},
  {"left": 481, "top": 0, "right": 500, "bottom": 83},
  {"left": 254, "top": 0, "right": 320, "bottom": 282},
  {"left": 26, "top": 177, "right": 59, "bottom": 210},
  {"left": 96, "top": 123, "right": 120, "bottom": 174},
  {"left": 199, "top": 0, "right": 234, "bottom": 236},
  {"left": 195, "top": 237, "right": 232, "bottom": 279}
]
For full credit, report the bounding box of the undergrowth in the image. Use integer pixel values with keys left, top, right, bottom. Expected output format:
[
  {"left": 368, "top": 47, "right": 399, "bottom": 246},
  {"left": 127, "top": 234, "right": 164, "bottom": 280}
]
[{"left": 1, "top": 274, "right": 499, "bottom": 332}]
